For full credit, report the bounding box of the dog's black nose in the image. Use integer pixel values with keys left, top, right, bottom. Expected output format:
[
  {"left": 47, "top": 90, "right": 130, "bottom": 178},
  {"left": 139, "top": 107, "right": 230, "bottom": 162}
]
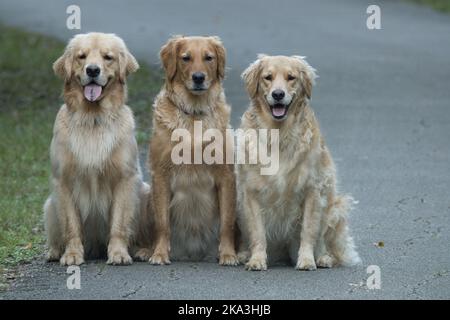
[
  {"left": 272, "top": 89, "right": 285, "bottom": 101},
  {"left": 86, "top": 65, "right": 100, "bottom": 78},
  {"left": 192, "top": 72, "right": 206, "bottom": 84}
]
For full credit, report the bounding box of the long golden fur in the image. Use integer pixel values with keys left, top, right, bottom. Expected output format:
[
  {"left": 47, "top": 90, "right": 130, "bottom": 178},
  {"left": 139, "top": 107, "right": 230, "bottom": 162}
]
[
  {"left": 238, "top": 55, "right": 360, "bottom": 270},
  {"left": 44, "top": 33, "right": 151, "bottom": 266},
  {"left": 146, "top": 36, "right": 238, "bottom": 265}
]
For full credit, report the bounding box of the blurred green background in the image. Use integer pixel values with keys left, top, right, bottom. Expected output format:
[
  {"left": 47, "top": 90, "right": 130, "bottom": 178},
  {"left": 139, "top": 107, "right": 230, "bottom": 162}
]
[{"left": 409, "top": 0, "right": 450, "bottom": 12}]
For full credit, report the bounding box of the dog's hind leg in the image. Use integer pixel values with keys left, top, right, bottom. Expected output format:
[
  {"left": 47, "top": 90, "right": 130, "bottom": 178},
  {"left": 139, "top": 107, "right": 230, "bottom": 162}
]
[
  {"left": 236, "top": 237, "right": 250, "bottom": 264},
  {"left": 315, "top": 194, "right": 337, "bottom": 268},
  {"left": 315, "top": 235, "right": 336, "bottom": 268},
  {"left": 132, "top": 182, "right": 155, "bottom": 261},
  {"left": 44, "top": 196, "right": 63, "bottom": 261}
]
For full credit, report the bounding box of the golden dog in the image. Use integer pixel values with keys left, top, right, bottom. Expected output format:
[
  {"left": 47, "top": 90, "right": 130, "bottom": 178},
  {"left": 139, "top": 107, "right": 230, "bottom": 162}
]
[
  {"left": 238, "top": 55, "right": 360, "bottom": 270},
  {"left": 146, "top": 36, "right": 238, "bottom": 265},
  {"left": 44, "top": 33, "right": 151, "bottom": 266}
]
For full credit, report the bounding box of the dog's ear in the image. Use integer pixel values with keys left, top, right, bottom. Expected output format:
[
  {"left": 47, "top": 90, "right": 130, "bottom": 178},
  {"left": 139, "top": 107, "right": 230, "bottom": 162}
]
[
  {"left": 292, "top": 55, "right": 317, "bottom": 100},
  {"left": 160, "top": 35, "right": 182, "bottom": 82},
  {"left": 241, "top": 55, "right": 264, "bottom": 99},
  {"left": 210, "top": 36, "right": 226, "bottom": 80},
  {"left": 119, "top": 48, "right": 140, "bottom": 83},
  {"left": 53, "top": 46, "right": 74, "bottom": 83},
  {"left": 300, "top": 70, "right": 313, "bottom": 100}
]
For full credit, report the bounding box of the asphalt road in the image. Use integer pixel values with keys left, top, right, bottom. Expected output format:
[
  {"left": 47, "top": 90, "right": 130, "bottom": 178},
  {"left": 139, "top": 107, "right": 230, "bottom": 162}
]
[{"left": 1, "top": 0, "right": 449, "bottom": 299}]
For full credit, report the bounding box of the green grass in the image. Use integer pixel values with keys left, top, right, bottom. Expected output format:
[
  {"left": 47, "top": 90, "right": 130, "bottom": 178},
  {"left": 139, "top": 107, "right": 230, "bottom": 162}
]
[
  {"left": 407, "top": 0, "right": 450, "bottom": 12},
  {"left": 0, "top": 25, "right": 162, "bottom": 289}
]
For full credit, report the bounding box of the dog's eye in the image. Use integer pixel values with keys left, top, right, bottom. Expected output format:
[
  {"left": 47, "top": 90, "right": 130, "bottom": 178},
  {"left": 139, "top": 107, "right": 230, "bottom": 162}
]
[
  {"left": 287, "top": 75, "right": 296, "bottom": 81},
  {"left": 205, "top": 55, "right": 213, "bottom": 62},
  {"left": 182, "top": 56, "right": 191, "bottom": 62},
  {"left": 264, "top": 75, "right": 272, "bottom": 81},
  {"left": 78, "top": 54, "right": 86, "bottom": 60},
  {"left": 104, "top": 55, "right": 113, "bottom": 61}
]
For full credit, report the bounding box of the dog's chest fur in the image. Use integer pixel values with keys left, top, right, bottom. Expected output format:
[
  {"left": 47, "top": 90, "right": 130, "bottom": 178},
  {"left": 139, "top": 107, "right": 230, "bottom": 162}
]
[
  {"left": 169, "top": 164, "right": 219, "bottom": 260},
  {"left": 154, "top": 95, "right": 230, "bottom": 261},
  {"left": 245, "top": 151, "right": 310, "bottom": 244},
  {"left": 240, "top": 108, "right": 319, "bottom": 243},
  {"left": 67, "top": 110, "right": 123, "bottom": 171},
  {"left": 56, "top": 106, "right": 133, "bottom": 253},
  {"left": 172, "top": 115, "right": 224, "bottom": 260}
]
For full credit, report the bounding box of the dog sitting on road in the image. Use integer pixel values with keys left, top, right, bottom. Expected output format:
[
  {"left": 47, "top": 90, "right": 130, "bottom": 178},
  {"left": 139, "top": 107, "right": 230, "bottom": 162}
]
[
  {"left": 44, "top": 33, "right": 151, "bottom": 266},
  {"left": 238, "top": 55, "right": 361, "bottom": 270},
  {"left": 144, "top": 36, "right": 238, "bottom": 265}
]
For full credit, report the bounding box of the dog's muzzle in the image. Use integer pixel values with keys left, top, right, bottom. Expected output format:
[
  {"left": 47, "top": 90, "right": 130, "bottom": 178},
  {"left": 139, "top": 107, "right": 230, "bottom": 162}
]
[
  {"left": 81, "top": 64, "right": 107, "bottom": 102},
  {"left": 190, "top": 72, "right": 207, "bottom": 93},
  {"left": 268, "top": 90, "right": 292, "bottom": 120}
]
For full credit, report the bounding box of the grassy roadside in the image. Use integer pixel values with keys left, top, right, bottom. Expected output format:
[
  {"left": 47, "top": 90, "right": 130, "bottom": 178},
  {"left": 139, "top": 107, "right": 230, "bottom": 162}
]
[
  {"left": 0, "top": 25, "right": 161, "bottom": 290},
  {"left": 406, "top": 0, "right": 450, "bottom": 12}
]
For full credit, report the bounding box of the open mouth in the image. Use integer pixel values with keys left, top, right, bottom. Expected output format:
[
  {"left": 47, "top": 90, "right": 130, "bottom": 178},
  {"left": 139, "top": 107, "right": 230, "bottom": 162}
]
[
  {"left": 83, "top": 82, "right": 104, "bottom": 102},
  {"left": 270, "top": 103, "right": 289, "bottom": 120}
]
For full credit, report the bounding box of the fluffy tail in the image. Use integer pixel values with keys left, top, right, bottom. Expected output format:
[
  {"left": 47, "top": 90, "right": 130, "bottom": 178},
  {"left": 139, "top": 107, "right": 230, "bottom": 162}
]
[{"left": 324, "top": 195, "right": 361, "bottom": 266}]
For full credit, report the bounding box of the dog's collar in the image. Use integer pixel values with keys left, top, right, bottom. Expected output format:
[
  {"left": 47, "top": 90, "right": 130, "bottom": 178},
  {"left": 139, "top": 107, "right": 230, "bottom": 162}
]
[{"left": 166, "top": 91, "right": 207, "bottom": 117}]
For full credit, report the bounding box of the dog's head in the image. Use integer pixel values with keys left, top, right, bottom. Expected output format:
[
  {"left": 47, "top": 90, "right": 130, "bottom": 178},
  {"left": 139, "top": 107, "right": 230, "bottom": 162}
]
[
  {"left": 160, "top": 35, "right": 226, "bottom": 95},
  {"left": 53, "top": 32, "right": 139, "bottom": 103},
  {"left": 242, "top": 55, "right": 317, "bottom": 121}
]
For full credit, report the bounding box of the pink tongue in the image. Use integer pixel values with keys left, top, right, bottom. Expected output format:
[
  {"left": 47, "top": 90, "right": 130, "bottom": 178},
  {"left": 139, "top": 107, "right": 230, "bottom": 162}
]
[
  {"left": 84, "top": 84, "right": 102, "bottom": 102},
  {"left": 272, "top": 107, "right": 286, "bottom": 117}
]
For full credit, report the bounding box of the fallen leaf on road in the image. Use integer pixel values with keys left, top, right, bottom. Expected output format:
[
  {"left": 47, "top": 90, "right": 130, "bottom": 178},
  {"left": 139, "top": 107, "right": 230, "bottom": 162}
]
[
  {"left": 23, "top": 243, "right": 32, "bottom": 250},
  {"left": 373, "top": 241, "right": 384, "bottom": 248}
]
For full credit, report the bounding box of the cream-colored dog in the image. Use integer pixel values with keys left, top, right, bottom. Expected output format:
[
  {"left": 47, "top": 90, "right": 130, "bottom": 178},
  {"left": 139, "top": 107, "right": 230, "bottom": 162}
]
[
  {"left": 238, "top": 55, "right": 360, "bottom": 271},
  {"left": 44, "top": 33, "right": 151, "bottom": 266}
]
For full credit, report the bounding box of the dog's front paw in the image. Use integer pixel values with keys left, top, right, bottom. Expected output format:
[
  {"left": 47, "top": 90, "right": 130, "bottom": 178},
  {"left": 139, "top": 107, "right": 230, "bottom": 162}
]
[
  {"left": 296, "top": 255, "right": 317, "bottom": 271},
  {"left": 316, "top": 254, "right": 335, "bottom": 268},
  {"left": 245, "top": 255, "right": 267, "bottom": 271},
  {"left": 133, "top": 248, "right": 153, "bottom": 262},
  {"left": 219, "top": 253, "right": 239, "bottom": 266},
  {"left": 107, "top": 249, "right": 133, "bottom": 265},
  {"left": 149, "top": 251, "right": 171, "bottom": 265},
  {"left": 60, "top": 249, "right": 84, "bottom": 266}
]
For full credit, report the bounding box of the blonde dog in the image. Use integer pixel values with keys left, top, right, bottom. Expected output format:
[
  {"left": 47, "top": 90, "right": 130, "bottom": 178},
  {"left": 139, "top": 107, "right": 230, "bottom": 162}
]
[
  {"left": 238, "top": 55, "right": 360, "bottom": 270},
  {"left": 44, "top": 33, "right": 151, "bottom": 266},
  {"left": 146, "top": 36, "right": 238, "bottom": 265}
]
